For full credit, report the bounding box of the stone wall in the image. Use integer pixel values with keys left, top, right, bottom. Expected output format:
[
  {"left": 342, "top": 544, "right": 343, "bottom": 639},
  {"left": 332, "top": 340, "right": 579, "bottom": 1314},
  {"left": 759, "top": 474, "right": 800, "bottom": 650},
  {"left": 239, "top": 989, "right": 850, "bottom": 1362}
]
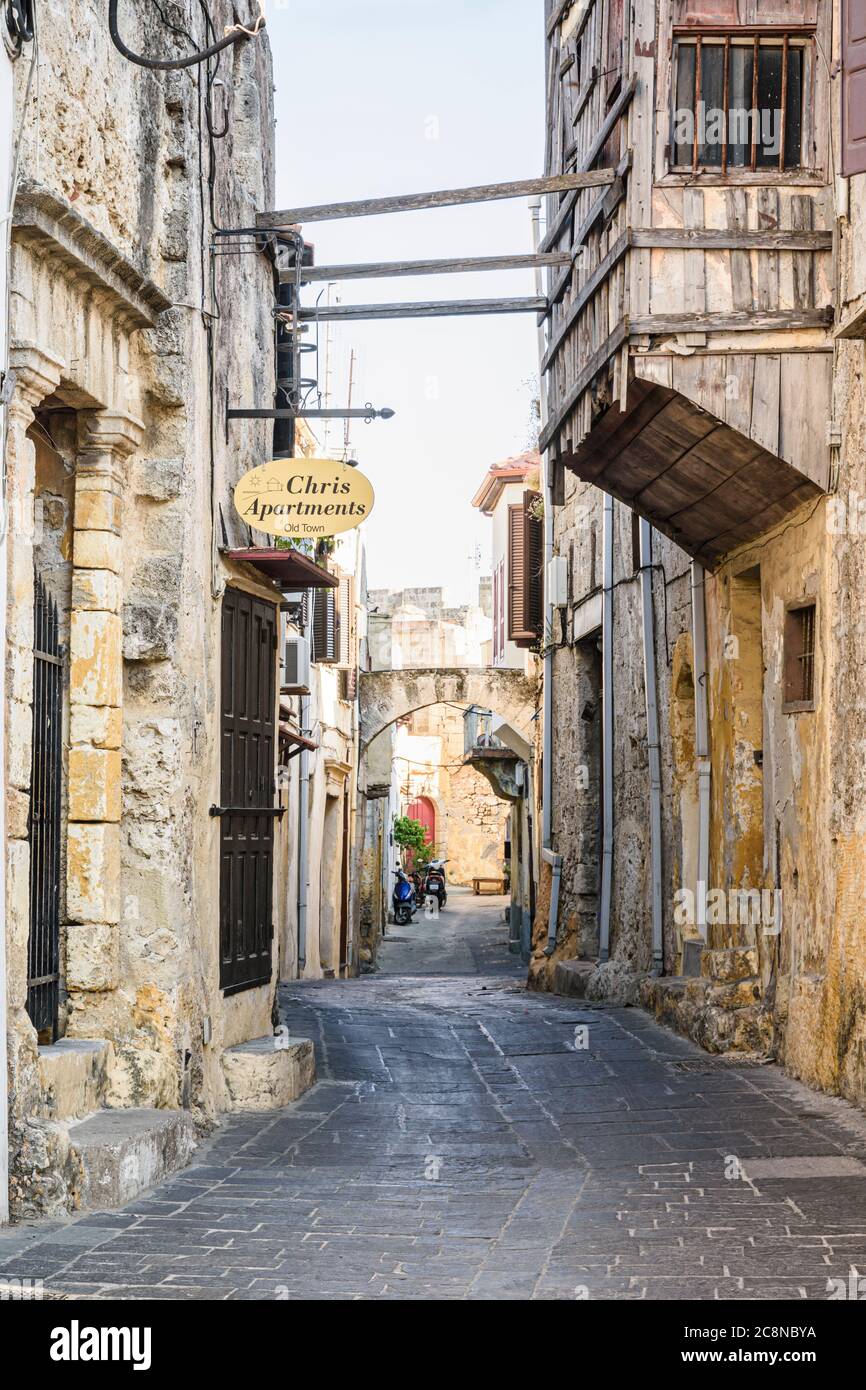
[
  {"left": 540, "top": 327, "right": 866, "bottom": 1101},
  {"left": 6, "top": 2, "right": 281, "bottom": 1212}
]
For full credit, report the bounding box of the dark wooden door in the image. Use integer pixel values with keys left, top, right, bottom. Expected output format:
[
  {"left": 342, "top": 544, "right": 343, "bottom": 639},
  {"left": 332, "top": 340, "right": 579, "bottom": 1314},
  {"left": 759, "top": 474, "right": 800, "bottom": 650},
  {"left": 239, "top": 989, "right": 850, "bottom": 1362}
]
[
  {"left": 219, "top": 588, "right": 279, "bottom": 993},
  {"left": 27, "top": 574, "right": 63, "bottom": 1040}
]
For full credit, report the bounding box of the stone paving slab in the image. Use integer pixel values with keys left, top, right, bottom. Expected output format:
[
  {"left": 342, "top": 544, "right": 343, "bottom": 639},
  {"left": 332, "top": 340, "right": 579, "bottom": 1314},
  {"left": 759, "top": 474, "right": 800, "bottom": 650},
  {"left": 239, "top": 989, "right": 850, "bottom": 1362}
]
[{"left": 4, "top": 891, "right": 866, "bottom": 1300}]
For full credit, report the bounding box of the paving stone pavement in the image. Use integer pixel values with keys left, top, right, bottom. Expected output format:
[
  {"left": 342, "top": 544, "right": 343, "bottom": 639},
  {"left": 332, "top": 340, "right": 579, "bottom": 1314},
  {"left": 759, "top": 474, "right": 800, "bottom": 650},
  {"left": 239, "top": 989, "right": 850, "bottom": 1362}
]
[{"left": 4, "top": 889, "right": 866, "bottom": 1301}]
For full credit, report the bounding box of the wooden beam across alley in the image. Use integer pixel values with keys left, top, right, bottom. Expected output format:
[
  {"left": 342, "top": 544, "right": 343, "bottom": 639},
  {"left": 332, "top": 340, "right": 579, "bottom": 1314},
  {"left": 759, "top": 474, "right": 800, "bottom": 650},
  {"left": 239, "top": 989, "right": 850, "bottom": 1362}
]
[
  {"left": 300, "top": 251, "right": 572, "bottom": 282},
  {"left": 291, "top": 297, "right": 548, "bottom": 322},
  {"left": 257, "top": 171, "right": 615, "bottom": 228}
]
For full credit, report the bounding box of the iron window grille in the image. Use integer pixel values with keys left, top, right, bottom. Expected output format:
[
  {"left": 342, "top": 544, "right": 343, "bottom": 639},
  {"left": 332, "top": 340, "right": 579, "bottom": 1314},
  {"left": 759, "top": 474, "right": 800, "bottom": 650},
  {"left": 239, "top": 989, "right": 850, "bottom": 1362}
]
[
  {"left": 783, "top": 601, "right": 817, "bottom": 711},
  {"left": 670, "top": 31, "right": 813, "bottom": 173}
]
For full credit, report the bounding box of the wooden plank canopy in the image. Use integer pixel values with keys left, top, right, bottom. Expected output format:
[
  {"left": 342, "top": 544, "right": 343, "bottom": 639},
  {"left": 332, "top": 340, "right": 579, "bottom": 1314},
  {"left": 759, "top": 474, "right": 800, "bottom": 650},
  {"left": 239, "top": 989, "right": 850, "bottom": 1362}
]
[
  {"left": 555, "top": 375, "right": 826, "bottom": 570},
  {"left": 292, "top": 297, "right": 547, "bottom": 322},
  {"left": 301, "top": 252, "right": 571, "bottom": 282},
  {"left": 257, "top": 172, "right": 615, "bottom": 228}
]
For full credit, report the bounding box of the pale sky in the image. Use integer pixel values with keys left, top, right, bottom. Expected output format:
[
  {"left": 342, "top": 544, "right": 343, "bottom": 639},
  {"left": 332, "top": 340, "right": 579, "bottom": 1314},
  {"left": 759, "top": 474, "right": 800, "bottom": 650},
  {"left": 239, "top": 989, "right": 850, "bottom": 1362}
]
[{"left": 267, "top": 0, "right": 545, "bottom": 605}]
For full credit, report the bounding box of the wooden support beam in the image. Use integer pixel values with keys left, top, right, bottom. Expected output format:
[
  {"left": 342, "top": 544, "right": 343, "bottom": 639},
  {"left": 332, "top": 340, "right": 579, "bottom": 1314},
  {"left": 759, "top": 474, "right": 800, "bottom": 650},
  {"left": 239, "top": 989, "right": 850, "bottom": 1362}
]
[
  {"left": 541, "top": 233, "right": 630, "bottom": 373},
  {"left": 545, "top": 152, "right": 632, "bottom": 310},
  {"left": 293, "top": 298, "right": 548, "bottom": 322},
  {"left": 629, "top": 228, "right": 833, "bottom": 252},
  {"left": 628, "top": 307, "right": 834, "bottom": 335},
  {"left": 301, "top": 252, "right": 572, "bottom": 283},
  {"left": 540, "top": 75, "right": 637, "bottom": 253},
  {"left": 540, "top": 321, "right": 629, "bottom": 454},
  {"left": 257, "top": 172, "right": 615, "bottom": 228}
]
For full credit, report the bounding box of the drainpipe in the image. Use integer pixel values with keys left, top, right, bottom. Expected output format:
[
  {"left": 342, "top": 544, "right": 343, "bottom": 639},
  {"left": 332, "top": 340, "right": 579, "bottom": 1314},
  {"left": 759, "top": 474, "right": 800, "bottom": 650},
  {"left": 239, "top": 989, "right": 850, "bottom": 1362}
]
[
  {"left": 639, "top": 520, "right": 664, "bottom": 975},
  {"left": 529, "top": 197, "right": 563, "bottom": 956},
  {"left": 598, "top": 495, "right": 614, "bottom": 962},
  {"left": 691, "top": 563, "right": 711, "bottom": 943},
  {"left": 297, "top": 592, "right": 312, "bottom": 973}
]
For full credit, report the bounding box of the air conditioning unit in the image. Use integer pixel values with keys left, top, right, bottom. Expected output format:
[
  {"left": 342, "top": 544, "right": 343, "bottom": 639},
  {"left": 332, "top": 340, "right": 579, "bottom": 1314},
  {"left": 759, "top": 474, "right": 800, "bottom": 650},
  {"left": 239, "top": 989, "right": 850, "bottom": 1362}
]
[
  {"left": 547, "top": 555, "right": 569, "bottom": 608},
  {"left": 282, "top": 635, "right": 311, "bottom": 694}
]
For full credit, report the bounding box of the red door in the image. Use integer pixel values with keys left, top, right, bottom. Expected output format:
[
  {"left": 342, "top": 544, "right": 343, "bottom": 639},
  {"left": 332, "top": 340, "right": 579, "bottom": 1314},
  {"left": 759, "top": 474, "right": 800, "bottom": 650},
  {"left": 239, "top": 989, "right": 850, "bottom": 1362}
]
[{"left": 407, "top": 796, "right": 436, "bottom": 861}]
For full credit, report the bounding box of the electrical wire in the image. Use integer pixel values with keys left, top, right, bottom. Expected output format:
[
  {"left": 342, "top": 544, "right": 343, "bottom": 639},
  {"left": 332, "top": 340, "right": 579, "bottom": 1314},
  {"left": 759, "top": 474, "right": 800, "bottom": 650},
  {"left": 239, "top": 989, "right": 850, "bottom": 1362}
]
[
  {"left": 108, "top": 0, "right": 263, "bottom": 71},
  {"left": 0, "top": 0, "right": 38, "bottom": 545}
]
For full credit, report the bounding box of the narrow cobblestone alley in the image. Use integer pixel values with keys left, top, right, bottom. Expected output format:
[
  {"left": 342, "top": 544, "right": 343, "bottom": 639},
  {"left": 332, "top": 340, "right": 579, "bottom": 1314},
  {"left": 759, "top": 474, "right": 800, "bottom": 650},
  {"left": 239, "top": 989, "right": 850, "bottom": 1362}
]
[{"left": 4, "top": 891, "right": 866, "bottom": 1302}]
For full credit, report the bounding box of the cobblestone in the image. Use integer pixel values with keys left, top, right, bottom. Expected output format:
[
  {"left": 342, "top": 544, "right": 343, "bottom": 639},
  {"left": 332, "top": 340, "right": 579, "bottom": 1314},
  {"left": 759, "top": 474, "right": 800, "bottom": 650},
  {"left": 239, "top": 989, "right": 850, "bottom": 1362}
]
[{"left": 3, "top": 891, "right": 866, "bottom": 1300}]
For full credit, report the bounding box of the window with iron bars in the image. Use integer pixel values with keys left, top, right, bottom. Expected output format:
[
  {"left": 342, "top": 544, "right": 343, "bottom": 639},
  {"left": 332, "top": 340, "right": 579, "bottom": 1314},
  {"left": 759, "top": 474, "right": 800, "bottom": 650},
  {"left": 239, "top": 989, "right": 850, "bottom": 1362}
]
[
  {"left": 783, "top": 601, "right": 817, "bottom": 711},
  {"left": 670, "top": 32, "right": 812, "bottom": 173}
]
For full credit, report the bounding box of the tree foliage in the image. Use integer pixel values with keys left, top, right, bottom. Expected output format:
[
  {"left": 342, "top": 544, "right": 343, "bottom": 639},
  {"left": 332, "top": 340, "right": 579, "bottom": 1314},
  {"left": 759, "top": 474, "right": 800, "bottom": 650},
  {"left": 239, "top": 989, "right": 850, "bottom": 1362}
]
[{"left": 393, "top": 816, "right": 432, "bottom": 869}]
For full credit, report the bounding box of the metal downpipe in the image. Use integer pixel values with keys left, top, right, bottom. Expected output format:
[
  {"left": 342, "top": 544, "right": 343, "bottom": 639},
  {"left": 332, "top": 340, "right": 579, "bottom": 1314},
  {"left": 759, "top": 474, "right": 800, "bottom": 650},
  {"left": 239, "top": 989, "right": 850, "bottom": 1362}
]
[
  {"left": 691, "top": 563, "right": 711, "bottom": 943},
  {"left": 598, "top": 495, "right": 614, "bottom": 962},
  {"left": 297, "top": 594, "right": 312, "bottom": 973},
  {"left": 639, "top": 520, "right": 664, "bottom": 975},
  {"left": 530, "top": 197, "right": 562, "bottom": 956}
]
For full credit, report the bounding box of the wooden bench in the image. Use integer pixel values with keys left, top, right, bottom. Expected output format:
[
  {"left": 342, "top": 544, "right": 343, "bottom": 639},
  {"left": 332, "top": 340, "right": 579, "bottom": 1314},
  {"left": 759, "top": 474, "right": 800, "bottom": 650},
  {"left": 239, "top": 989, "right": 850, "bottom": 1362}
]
[{"left": 472, "top": 877, "right": 506, "bottom": 895}]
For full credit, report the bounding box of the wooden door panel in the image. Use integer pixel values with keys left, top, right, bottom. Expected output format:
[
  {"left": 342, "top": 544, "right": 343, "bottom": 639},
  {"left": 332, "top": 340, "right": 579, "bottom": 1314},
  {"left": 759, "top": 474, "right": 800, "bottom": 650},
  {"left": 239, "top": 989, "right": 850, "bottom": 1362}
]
[{"left": 219, "top": 588, "right": 278, "bottom": 993}]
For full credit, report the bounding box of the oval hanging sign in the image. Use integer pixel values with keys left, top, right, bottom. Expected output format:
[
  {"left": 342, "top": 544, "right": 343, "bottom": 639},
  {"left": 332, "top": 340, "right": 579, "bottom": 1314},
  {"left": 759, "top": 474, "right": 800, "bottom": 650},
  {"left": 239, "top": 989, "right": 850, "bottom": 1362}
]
[{"left": 233, "top": 457, "right": 375, "bottom": 539}]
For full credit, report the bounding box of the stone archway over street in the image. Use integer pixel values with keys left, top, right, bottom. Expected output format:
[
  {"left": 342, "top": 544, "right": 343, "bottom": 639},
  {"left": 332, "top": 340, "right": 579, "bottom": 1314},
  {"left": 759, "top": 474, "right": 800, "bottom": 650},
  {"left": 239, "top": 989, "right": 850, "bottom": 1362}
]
[{"left": 358, "top": 667, "right": 537, "bottom": 751}]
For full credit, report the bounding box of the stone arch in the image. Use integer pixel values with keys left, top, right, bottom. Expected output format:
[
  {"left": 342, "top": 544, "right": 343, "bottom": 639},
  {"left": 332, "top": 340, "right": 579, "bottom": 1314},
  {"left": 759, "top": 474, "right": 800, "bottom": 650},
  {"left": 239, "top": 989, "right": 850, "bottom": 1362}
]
[{"left": 358, "top": 667, "right": 536, "bottom": 752}]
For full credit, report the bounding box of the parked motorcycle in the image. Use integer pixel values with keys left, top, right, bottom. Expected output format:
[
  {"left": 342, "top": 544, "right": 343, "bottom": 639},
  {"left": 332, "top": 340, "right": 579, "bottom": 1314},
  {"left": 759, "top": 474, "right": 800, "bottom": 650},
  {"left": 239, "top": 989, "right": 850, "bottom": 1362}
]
[
  {"left": 424, "top": 859, "right": 448, "bottom": 910},
  {"left": 392, "top": 867, "right": 417, "bottom": 926},
  {"left": 410, "top": 869, "right": 427, "bottom": 906}
]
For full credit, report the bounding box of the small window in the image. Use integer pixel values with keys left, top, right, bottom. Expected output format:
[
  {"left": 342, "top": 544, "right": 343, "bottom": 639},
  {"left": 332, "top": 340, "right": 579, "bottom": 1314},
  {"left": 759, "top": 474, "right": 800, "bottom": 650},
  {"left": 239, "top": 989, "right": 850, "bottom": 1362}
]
[
  {"left": 631, "top": 512, "right": 642, "bottom": 574},
  {"left": 783, "top": 601, "right": 816, "bottom": 711},
  {"left": 671, "top": 33, "right": 808, "bottom": 173}
]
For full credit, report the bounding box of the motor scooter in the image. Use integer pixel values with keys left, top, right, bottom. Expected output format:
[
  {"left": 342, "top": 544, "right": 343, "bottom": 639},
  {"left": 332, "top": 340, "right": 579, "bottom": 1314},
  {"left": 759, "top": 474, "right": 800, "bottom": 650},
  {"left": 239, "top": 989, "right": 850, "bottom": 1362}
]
[
  {"left": 424, "top": 859, "right": 448, "bottom": 911},
  {"left": 392, "top": 867, "right": 417, "bottom": 926}
]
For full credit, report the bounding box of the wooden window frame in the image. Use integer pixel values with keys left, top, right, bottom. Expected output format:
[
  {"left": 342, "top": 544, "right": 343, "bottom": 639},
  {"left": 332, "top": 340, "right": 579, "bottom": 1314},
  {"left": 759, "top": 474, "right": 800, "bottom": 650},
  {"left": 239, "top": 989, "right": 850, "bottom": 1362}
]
[
  {"left": 664, "top": 26, "right": 819, "bottom": 183},
  {"left": 782, "top": 598, "right": 817, "bottom": 713}
]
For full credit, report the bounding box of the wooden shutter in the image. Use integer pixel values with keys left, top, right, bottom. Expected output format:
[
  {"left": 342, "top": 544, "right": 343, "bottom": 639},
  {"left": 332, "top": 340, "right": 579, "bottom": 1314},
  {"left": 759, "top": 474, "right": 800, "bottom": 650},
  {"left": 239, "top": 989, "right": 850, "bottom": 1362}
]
[
  {"left": 508, "top": 492, "right": 544, "bottom": 647},
  {"left": 336, "top": 574, "right": 356, "bottom": 669},
  {"left": 311, "top": 587, "right": 337, "bottom": 663},
  {"left": 843, "top": 0, "right": 866, "bottom": 176},
  {"left": 508, "top": 503, "right": 527, "bottom": 642}
]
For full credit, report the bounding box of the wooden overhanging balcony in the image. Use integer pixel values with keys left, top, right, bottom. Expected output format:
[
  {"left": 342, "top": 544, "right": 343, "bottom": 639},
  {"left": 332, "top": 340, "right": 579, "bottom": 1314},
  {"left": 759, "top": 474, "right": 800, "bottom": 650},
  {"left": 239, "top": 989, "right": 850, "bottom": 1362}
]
[
  {"left": 539, "top": 25, "right": 835, "bottom": 568},
  {"left": 540, "top": 206, "right": 834, "bottom": 567}
]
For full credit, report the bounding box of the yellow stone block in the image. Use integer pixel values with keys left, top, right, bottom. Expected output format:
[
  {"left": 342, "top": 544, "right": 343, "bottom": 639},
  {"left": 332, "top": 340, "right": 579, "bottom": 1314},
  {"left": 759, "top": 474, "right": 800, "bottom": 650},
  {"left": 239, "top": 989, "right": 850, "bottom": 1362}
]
[
  {"left": 74, "top": 489, "right": 122, "bottom": 534},
  {"left": 6, "top": 638, "right": 33, "bottom": 704},
  {"left": 73, "top": 530, "right": 123, "bottom": 574},
  {"left": 71, "top": 568, "right": 122, "bottom": 614},
  {"left": 70, "top": 611, "right": 122, "bottom": 706},
  {"left": 67, "top": 823, "right": 121, "bottom": 925},
  {"left": 68, "top": 747, "right": 122, "bottom": 822},
  {"left": 6, "top": 787, "right": 30, "bottom": 840},
  {"left": 66, "top": 922, "right": 118, "bottom": 992},
  {"left": 6, "top": 839, "right": 31, "bottom": 1005},
  {"left": 69, "top": 705, "right": 122, "bottom": 750},
  {"left": 7, "top": 697, "right": 33, "bottom": 791}
]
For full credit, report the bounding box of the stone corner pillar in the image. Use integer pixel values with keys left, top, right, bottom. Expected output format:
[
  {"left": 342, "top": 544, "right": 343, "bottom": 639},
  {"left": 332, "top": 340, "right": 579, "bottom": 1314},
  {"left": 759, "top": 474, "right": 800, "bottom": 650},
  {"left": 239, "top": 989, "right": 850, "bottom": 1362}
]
[
  {"left": 4, "top": 345, "right": 64, "bottom": 1024},
  {"left": 66, "top": 410, "right": 143, "bottom": 1003}
]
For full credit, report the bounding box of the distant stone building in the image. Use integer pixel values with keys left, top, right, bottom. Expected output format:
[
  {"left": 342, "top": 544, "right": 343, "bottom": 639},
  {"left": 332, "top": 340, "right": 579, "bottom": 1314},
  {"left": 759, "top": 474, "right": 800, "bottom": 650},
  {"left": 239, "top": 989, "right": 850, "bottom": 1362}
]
[{"left": 358, "top": 583, "right": 518, "bottom": 957}]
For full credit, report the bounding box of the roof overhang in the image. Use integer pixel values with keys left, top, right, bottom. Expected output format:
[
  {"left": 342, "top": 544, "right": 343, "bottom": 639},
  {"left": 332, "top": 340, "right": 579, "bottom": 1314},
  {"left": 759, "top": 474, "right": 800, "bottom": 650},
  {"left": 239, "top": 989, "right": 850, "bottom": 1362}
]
[
  {"left": 561, "top": 374, "right": 828, "bottom": 569},
  {"left": 222, "top": 547, "right": 339, "bottom": 589}
]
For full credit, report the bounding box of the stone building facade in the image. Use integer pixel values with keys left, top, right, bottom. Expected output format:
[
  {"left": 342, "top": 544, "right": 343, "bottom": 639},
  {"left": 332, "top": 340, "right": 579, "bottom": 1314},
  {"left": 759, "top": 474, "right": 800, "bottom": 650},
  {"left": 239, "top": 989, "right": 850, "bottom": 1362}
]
[
  {"left": 536, "top": 0, "right": 866, "bottom": 1111},
  {"left": 1, "top": 3, "right": 324, "bottom": 1218}
]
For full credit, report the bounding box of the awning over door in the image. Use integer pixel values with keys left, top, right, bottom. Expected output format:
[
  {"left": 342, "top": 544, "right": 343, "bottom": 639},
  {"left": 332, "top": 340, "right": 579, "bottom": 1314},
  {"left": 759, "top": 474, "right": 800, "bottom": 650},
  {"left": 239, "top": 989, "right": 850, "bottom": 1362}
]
[{"left": 223, "top": 547, "right": 339, "bottom": 589}]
